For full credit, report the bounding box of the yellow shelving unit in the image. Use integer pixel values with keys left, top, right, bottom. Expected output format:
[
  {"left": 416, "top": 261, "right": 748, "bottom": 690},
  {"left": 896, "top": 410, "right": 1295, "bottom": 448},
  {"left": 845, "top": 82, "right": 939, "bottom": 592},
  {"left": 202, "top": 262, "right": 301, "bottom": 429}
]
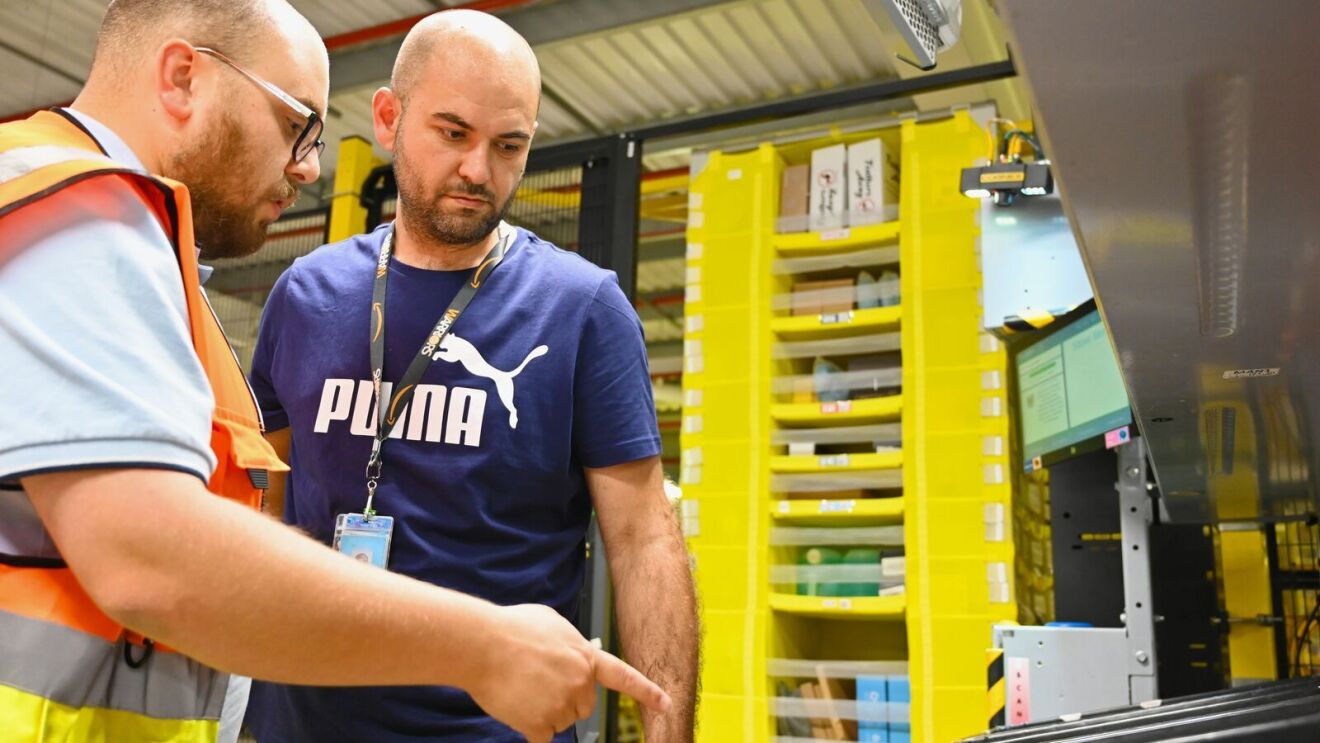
[
  {"left": 769, "top": 451, "right": 903, "bottom": 473},
  {"left": 769, "top": 305, "right": 902, "bottom": 338},
  {"left": 771, "top": 220, "right": 901, "bottom": 254},
  {"left": 771, "top": 394, "right": 904, "bottom": 426},
  {"left": 681, "top": 112, "right": 1013, "bottom": 743},
  {"left": 769, "top": 593, "right": 907, "bottom": 620},
  {"left": 771, "top": 496, "right": 905, "bottom": 525}
]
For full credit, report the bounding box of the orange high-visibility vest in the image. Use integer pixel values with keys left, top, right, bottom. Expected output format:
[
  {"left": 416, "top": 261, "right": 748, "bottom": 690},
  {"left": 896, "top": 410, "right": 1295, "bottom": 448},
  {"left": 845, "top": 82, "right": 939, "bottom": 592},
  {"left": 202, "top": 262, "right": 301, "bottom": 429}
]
[{"left": 0, "top": 110, "right": 287, "bottom": 742}]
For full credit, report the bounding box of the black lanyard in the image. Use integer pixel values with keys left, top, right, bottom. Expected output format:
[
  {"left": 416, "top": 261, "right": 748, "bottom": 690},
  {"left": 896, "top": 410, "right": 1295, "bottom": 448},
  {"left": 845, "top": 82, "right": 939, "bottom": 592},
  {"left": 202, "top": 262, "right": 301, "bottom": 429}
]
[{"left": 363, "top": 222, "right": 512, "bottom": 515}]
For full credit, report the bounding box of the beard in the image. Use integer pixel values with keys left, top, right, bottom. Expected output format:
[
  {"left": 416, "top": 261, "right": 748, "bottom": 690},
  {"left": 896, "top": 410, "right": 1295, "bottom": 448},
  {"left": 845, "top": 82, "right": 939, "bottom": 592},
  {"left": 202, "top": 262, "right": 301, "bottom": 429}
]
[
  {"left": 166, "top": 109, "right": 298, "bottom": 260},
  {"left": 393, "top": 120, "right": 519, "bottom": 247}
]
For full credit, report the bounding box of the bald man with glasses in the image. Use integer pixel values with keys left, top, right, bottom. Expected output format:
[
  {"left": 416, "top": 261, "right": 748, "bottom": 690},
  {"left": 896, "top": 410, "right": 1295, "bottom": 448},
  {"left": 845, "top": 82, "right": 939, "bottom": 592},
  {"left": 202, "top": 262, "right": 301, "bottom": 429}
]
[{"left": 0, "top": 2, "right": 667, "bottom": 743}]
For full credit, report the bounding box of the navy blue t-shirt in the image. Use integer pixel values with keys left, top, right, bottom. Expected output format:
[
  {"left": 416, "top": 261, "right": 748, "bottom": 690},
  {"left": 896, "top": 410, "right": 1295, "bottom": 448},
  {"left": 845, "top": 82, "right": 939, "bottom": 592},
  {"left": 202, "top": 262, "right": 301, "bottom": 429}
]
[{"left": 244, "top": 223, "right": 660, "bottom": 742}]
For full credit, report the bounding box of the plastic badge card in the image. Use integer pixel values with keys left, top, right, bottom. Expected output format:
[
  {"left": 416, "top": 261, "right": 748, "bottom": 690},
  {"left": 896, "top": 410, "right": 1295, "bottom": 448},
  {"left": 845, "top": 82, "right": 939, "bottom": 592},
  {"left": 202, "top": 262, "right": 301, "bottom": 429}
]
[{"left": 333, "top": 513, "right": 394, "bottom": 569}]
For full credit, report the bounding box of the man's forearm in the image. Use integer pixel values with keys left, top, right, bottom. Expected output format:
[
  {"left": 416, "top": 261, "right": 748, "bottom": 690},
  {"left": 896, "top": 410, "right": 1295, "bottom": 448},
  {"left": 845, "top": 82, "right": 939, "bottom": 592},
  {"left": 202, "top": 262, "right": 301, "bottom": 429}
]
[
  {"left": 611, "top": 531, "right": 700, "bottom": 742},
  {"left": 26, "top": 468, "right": 497, "bottom": 688}
]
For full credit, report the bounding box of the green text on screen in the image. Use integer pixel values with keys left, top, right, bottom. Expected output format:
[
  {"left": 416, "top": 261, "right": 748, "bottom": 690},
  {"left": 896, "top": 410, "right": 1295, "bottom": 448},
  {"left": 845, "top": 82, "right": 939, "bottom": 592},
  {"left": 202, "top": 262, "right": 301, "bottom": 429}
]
[{"left": 1017, "top": 310, "right": 1131, "bottom": 463}]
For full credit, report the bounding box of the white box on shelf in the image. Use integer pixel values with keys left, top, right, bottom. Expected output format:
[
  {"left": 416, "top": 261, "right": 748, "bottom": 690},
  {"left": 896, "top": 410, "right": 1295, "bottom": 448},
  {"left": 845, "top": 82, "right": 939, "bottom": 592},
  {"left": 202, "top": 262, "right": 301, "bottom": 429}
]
[
  {"left": 809, "top": 144, "right": 847, "bottom": 232},
  {"left": 880, "top": 555, "right": 905, "bottom": 578},
  {"left": 846, "top": 137, "right": 899, "bottom": 226}
]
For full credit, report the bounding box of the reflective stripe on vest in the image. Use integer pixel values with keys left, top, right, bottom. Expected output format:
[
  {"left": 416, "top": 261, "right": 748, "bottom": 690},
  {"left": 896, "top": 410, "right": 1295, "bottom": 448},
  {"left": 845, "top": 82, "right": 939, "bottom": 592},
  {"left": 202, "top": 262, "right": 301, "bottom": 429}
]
[
  {"left": 0, "top": 609, "right": 228, "bottom": 720},
  {"left": 0, "top": 110, "right": 286, "bottom": 742},
  {"left": 0, "top": 144, "right": 119, "bottom": 185}
]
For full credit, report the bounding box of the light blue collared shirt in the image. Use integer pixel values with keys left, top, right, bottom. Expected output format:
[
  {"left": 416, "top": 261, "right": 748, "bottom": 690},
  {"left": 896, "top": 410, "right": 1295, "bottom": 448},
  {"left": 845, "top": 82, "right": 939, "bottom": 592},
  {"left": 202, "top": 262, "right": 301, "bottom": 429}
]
[{"left": 0, "top": 108, "right": 218, "bottom": 554}]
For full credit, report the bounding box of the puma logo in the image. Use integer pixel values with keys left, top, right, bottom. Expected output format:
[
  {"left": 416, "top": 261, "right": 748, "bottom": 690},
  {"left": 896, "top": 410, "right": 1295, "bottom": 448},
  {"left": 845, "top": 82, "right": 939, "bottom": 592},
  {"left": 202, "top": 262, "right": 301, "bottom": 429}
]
[{"left": 432, "top": 334, "right": 547, "bottom": 429}]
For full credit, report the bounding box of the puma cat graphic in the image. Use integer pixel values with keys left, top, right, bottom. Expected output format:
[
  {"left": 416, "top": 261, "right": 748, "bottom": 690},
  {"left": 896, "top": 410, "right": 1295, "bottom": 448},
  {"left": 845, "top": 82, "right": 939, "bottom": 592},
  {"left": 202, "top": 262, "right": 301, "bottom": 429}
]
[{"left": 432, "top": 334, "right": 548, "bottom": 429}]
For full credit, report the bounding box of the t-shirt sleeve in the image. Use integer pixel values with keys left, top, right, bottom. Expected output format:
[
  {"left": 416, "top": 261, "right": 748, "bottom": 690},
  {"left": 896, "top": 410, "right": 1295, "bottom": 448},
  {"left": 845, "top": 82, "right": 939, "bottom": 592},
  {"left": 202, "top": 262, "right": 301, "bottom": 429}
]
[
  {"left": 248, "top": 269, "right": 292, "bottom": 432},
  {"left": 0, "top": 176, "right": 216, "bottom": 484},
  {"left": 572, "top": 273, "right": 662, "bottom": 468}
]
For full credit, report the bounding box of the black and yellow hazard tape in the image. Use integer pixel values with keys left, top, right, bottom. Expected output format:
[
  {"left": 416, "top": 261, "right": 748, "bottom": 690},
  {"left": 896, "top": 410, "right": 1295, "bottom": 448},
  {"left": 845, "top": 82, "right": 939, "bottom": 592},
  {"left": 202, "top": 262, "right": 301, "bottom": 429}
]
[
  {"left": 1000, "top": 308, "right": 1061, "bottom": 334},
  {"left": 987, "top": 647, "right": 1006, "bottom": 729}
]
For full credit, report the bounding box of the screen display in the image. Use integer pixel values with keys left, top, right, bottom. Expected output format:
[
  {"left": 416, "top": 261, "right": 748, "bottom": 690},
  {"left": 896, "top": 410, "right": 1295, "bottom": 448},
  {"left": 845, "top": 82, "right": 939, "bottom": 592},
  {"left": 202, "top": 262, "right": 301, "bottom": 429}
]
[{"left": 1017, "top": 309, "right": 1132, "bottom": 465}]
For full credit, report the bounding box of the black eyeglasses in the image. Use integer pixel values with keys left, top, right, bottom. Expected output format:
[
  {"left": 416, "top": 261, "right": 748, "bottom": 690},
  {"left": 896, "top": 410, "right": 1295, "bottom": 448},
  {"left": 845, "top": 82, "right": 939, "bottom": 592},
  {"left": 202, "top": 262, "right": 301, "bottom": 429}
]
[{"left": 195, "top": 46, "right": 325, "bottom": 164}]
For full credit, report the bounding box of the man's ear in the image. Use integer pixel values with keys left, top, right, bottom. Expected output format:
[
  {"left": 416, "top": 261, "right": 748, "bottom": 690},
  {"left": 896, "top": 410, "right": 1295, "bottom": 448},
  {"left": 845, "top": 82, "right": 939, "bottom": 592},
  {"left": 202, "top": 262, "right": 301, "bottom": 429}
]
[
  {"left": 372, "top": 87, "right": 402, "bottom": 153},
  {"left": 157, "top": 40, "right": 201, "bottom": 124}
]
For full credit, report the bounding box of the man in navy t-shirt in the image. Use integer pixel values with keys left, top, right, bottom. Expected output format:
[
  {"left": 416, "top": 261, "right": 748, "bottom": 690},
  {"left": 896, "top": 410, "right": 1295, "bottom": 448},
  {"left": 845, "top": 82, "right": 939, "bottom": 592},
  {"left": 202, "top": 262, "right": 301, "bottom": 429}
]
[{"left": 244, "top": 10, "right": 699, "bottom": 743}]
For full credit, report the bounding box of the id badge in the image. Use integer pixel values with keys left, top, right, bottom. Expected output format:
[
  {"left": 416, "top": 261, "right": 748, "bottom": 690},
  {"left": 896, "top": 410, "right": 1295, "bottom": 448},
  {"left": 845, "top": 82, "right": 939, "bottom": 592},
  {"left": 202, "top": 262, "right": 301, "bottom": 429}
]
[{"left": 333, "top": 513, "right": 394, "bottom": 569}]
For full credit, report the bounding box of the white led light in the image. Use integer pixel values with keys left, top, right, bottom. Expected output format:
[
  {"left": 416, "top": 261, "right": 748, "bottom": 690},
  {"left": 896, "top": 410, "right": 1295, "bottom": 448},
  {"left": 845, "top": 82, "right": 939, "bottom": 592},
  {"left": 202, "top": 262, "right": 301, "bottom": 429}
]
[{"left": 964, "top": 188, "right": 991, "bottom": 198}]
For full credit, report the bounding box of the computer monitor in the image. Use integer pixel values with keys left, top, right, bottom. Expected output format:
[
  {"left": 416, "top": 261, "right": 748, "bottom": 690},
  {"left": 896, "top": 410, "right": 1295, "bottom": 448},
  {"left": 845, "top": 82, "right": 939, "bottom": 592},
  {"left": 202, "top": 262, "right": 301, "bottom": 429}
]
[{"left": 1015, "top": 304, "right": 1133, "bottom": 470}]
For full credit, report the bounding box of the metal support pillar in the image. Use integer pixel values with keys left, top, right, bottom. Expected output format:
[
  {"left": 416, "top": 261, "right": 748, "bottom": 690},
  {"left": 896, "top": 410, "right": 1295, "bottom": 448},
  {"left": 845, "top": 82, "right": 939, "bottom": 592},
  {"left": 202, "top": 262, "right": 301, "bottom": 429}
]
[{"left": 1117, "top": 438, "right": 1159, "bottom": 702}]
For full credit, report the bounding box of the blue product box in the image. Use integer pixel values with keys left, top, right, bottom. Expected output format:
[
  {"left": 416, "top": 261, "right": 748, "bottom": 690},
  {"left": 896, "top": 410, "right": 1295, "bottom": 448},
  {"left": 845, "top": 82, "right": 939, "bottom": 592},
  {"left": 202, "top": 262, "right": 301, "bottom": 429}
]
[
  {"left": 856, "top": 674, "right": 888, "bottom": 725},
  {"left": 887, "top": 675, "right": 911, "bottom": 739}
]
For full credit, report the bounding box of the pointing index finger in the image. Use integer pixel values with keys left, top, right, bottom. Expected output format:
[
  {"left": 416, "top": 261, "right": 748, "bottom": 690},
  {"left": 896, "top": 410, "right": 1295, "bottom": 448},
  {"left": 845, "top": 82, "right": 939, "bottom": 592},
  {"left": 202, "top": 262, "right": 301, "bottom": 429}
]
[{"left": 591, "top": 648, "right": 672, "bottom": 714}]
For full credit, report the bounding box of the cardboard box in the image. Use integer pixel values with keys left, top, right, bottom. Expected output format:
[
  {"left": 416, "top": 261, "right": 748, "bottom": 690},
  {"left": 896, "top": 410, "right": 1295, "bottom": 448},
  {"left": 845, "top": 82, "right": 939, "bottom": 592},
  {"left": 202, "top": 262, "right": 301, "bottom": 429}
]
[
  {"left": 809, "top": 144, "right": 847, "bottom": 231},
  {"left": 847, "top": 137, "right": 900, "bottom": 226},
  {"left": 847, "top": 354, "right": 900, "bottom": 400},
  {"left": 791, "top": 278, "right": 854, "bottom": 316},
  {"left": 780, "top": 164, "right": 810, "bottom": 218},
  {"left": 815, "top": 671, "right": 858, "bottom": 740}
]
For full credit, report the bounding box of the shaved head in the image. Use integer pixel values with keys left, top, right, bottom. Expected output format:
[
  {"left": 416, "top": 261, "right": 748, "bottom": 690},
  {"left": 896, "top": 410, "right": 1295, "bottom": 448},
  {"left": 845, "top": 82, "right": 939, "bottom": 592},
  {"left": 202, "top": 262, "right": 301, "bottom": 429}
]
[{"left": 390, "top": 9, "right": 541, "bottom": 111}]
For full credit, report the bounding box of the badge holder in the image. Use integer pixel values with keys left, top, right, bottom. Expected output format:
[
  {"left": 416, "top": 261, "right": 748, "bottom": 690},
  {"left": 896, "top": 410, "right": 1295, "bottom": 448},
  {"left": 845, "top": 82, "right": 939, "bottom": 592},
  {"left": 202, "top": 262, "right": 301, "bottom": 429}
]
[{"left": 333, "top": 512, "right": 394, "bottom": 569}]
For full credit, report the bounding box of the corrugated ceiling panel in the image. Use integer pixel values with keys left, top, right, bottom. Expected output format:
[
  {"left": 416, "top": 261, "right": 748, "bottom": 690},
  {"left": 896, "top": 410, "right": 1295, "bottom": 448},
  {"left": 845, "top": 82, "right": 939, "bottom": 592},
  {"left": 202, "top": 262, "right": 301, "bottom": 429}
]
[
  {"left": 828, "top": 0, "right": 899, "bottom": 75},
  {"left": 0, "top": 52, "right": 81, "bottom": 116},
  {"left": 0, "top": 0, "right": 100, "bottom": 113},
  {"left": 532, "top": 98, "right": 577, "bottom": 140},
  {"left": 637, "top": 256, "right": 686, "bottom": 294}
]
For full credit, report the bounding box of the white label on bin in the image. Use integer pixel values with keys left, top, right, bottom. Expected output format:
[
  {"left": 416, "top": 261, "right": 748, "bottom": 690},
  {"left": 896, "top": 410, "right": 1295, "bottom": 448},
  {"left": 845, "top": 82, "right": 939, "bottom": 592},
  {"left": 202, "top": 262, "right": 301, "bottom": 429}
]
[
  {"left": 820, "top": 310, "right": 854, "bottom": 325},
  {"left": 680, "top": 465, "right": 701, "bottom": 485},
  {"left": 820, "top": 499, "right": 856, "bottom": 513},
  {"left": 685, "top": 339, "right": 703, "bottom": 358},
  {"left": 682, "top": 415, "right": 703, "bottom": 434},
  {"left": 682, "top": 447, "right": 703, "bottom": 467},
  {"left": 981, "top": 397, "right": 1003, "bottom": 417},
  {"left": 982, "top": 370, "right": 1002, "bottom": 390},
  {"left": 820, "top": 227, "right": 851, "bottom": 242},
  {"left": 686, "top": 284, "right": 701, "bottom": 303},
  {"left": 778, "top": 501, "right": 790, "bottom": 513},
  {"left": 684, "top": 355, "right": 703, "bottom": 374},
  {"left": 819, "top": 454, "right": 851, "bottom": 468},
  {"left": 688, "top": 193, "right": 703, "bottom": 210},
  {"left": 820, "top": 400, "right": 853, "bottom": 415},
  {"left": 984, "top": 463, "right": 1004, "bottom": 484},
  {"left": 683, "top": 389, "right": 703, "bottom": 407},
  {"left": 839, "top": 599, "right": 852, "bottom": 610},
  {"left": 686, "top": 242, "right": 703, "bottom": 260},
  {"left": 685, "top": 266, "right": 701, "bottom": 285},
  {"left": 685, "top": 314, "right": 704, "bottom": 334},
  {"left": 983, "top": 435, "right": 1004, "bottom": 457},
  {"left": 688, "top": 212, "right": 704, "bottom": 228}
]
